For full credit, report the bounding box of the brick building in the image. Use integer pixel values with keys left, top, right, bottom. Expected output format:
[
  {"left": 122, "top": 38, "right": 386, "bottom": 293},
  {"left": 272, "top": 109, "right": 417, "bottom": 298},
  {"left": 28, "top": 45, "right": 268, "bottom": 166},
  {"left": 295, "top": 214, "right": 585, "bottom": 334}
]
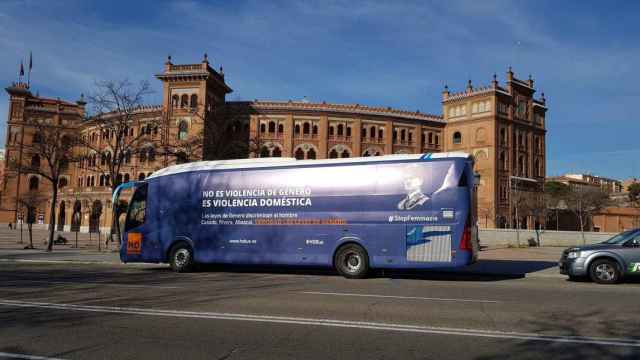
[{"left": 0, "top": 56, "right": 547, "bottom": 231}]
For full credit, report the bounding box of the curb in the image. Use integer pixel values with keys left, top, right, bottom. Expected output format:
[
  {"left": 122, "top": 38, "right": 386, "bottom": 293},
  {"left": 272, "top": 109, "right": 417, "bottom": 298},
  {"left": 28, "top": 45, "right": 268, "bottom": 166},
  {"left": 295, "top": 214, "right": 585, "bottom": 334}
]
[{"left": 0, "top": 258, "right": 163, "bottom": 267}]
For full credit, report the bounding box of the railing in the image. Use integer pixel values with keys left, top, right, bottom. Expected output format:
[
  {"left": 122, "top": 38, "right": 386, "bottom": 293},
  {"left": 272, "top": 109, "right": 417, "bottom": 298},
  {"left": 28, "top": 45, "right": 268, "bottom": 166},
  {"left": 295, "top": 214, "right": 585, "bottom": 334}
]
[{"left": 169, "top": 64, "right": 204, "bottom": 72}]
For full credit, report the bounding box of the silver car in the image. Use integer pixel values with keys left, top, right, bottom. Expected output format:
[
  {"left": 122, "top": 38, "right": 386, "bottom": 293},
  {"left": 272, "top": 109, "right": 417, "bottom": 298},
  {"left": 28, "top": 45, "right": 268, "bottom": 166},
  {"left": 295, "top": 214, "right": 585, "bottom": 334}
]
[{"left": 559, "top": 228, "right": 640, "bottom": 284}]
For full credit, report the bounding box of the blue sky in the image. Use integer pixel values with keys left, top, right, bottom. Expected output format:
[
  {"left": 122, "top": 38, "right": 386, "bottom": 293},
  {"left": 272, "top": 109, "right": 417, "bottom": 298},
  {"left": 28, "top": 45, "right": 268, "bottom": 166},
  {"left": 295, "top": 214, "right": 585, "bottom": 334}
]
[{"left": 1, "top": 0, "right": 639, "bottom": 179}]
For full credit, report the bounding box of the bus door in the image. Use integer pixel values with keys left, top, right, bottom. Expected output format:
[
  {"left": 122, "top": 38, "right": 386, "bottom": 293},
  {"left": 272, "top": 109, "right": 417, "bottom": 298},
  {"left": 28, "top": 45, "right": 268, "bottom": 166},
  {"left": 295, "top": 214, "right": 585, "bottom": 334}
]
[{"left": 119, "top": 182, "right": 158, "bottom": 262}]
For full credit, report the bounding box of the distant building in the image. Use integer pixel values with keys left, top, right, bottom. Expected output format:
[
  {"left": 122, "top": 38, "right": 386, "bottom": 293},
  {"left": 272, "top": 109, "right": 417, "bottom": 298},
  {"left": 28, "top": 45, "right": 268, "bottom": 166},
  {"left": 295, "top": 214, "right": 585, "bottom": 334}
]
[
  {"left": 546, "top": 175, "right": 600, "bottom": 192},
  {"left": 623, "top": 177, "right": 639, "bottom": 192},
  {"left": 563, "top": 174, "right": 623, "bottom": 193},
  {"left": 593, "top": 207, "right": 640, "bottom": 233}
]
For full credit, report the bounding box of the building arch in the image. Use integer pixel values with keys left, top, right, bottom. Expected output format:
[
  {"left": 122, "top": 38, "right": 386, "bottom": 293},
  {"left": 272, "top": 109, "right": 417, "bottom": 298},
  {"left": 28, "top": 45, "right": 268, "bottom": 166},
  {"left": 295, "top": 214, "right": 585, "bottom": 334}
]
[
  {"left": 293, "top": 144, "right": 319, "bottom": 160},
  {"left": 28, "top": 176, "right": 39, "bottom": 191},
  {"left": 452, "top": 131, "right": 462, "bottom": 144},
  {"left": 362, "top": 146, "right": 383, "bottom": 157},
  {"left": 190, "top": 94, "right": 198, "bottom": 108},
  {"left": 328, "top": 145, "right": 351, "bottom": 158},
  {"left": 57, "top": 201, "right": 66, "bottom": 231},
  {"left": 31, "top": 154, "right": 40, "bottom": 168},
  {"left": 180, "top": 94, "right": 189, "bottom": 108}
]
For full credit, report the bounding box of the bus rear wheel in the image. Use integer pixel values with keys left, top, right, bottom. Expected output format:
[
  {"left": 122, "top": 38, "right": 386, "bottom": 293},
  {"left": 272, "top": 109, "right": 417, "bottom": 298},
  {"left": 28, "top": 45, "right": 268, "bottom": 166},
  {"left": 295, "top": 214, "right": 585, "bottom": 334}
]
[
  {"left": 334, "top": 244, "right": 369, "bottom": 279},
  {"left": 169, "top": 243, "right": 194, "bottom": 273}
]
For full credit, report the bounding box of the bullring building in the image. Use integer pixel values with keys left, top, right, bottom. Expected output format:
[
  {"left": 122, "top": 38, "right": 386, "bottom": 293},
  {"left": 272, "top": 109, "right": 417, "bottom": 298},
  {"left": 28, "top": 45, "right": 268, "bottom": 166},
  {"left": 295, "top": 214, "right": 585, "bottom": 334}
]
[{"left": 1, "top": 55, "right": 547, "bottom": 231}]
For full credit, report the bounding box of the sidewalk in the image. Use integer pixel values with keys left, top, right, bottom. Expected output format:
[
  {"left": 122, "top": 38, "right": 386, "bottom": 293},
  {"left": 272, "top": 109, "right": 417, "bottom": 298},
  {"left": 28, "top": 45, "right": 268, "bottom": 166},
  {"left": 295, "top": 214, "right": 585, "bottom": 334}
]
[{"left": 0, "top": 247, "right": 565, "bottom": 278}]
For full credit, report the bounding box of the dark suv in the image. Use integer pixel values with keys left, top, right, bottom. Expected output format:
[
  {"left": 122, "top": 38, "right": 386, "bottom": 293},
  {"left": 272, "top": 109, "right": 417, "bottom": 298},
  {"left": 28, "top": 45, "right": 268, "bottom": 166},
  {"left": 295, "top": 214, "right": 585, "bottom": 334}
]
[{"left": 559, "top": 228, "right": 640, "bottom": 284}]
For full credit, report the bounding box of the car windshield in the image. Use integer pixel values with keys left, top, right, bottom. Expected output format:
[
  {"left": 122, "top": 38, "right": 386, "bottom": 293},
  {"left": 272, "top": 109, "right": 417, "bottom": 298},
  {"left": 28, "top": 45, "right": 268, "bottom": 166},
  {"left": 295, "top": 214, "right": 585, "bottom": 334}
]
[{"left": 601, "top": 230, "right": 640, "bottom": 244}]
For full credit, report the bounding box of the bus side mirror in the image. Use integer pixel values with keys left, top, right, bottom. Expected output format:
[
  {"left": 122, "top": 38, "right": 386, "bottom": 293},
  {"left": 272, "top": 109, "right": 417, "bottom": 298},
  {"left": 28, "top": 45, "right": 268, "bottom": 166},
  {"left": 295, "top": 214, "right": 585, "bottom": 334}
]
[{"left": 474, "top": 173, "right": 481, "bottom": 186}]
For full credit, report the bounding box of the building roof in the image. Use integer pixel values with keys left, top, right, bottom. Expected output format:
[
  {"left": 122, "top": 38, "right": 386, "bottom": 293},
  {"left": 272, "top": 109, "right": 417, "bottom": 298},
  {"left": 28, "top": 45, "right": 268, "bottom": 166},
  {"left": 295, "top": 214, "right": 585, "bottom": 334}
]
[
  {"left": 247, "top": 100, "right": 445, "bottom": 123},
  {"left": 147, "top": 152, "right": 471, "bottom": 179}
]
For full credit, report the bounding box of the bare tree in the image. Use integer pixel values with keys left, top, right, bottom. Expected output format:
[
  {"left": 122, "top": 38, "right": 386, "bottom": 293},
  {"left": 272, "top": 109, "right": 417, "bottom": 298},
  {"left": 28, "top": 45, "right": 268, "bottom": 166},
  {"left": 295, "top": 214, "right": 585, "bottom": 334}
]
[
  {"left": 8, "top": 118, "right": 77, "bottom": 251},
  {"left": 81, "top": 79, "right": 155, "bottom": 243},
  {"left": 17, "top": 191, "right": 48, "bottom": 249},
  {"left": 567, "top": 187, "right": 610, "bottom": 243}
]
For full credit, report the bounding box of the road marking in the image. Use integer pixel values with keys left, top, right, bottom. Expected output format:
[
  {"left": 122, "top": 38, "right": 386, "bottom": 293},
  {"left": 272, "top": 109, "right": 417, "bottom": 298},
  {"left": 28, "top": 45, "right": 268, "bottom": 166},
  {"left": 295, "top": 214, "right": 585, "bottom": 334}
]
[
  {"left": 1, "top": 279, "right": 180, "bottom": 290},
  {"left": 301, "top": 291, "right": 501, "bottom": 303},
  {"left": 0, "top": 352, "right": 66, "bottom": 360},
  {"left": 1, "top": 299, "right": 639, "bottom": 348},
  {"left": 0, "top": 259, "right": 160, "bottom": 267}
]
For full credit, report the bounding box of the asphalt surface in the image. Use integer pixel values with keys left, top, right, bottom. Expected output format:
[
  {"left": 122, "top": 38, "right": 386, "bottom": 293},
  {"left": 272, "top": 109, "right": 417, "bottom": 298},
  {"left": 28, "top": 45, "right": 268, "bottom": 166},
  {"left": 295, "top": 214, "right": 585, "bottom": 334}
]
[{"left": 1, "top": 260, "right": 640, "bottom": 360}]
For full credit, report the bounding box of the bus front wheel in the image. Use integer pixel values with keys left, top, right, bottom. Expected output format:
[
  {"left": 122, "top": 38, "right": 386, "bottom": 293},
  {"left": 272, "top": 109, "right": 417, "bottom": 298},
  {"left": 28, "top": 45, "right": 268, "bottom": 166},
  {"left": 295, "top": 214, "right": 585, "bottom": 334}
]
[
  {"left": 334, "top": 243, "right": 369, "bottom": 279},
  {"left": 169, "top": 243, "right": 194, "bottom": 273}
]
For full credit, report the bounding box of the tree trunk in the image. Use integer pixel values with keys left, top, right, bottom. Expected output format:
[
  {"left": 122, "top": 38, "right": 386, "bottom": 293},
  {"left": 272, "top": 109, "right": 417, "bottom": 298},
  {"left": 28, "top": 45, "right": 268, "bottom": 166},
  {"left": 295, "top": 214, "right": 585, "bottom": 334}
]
[
  {"left": 28, "top": 223, "right": 33, "bottom": 249},
  {"left": 110, "top": 186, "right": 122, "bottom": 249},
  {"left": 579, "top": 215, "right": 586, "bottom": 245},
  {"left": 47, "top": 187, "right": 58, "bottom": 252}
]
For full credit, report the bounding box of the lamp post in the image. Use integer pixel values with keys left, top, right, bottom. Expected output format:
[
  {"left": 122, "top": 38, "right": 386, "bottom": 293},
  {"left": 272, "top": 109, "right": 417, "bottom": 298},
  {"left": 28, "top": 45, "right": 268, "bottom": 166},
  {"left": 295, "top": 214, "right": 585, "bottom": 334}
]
[{"left": 74, "top": 190, "right": 80, "bottom": 248}]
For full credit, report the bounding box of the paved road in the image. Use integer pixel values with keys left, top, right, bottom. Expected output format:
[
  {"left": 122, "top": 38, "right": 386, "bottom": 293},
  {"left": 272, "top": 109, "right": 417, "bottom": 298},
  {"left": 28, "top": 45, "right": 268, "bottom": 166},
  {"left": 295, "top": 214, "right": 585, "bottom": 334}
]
[{"left": 1, "top": 262, "right": 640, "bottom": 360}]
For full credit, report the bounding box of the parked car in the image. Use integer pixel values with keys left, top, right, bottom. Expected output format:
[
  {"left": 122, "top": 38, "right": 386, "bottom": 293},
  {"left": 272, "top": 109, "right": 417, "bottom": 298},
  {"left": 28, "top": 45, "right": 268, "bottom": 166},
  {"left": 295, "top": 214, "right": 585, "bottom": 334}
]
[{"left": 559, "top": 228, "right": 640, "bottom": 284}]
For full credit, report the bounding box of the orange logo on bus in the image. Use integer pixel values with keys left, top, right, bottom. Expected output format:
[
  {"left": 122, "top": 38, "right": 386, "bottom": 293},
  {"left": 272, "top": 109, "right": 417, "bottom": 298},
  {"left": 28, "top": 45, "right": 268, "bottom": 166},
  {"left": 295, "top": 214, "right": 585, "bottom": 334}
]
[{"left": 127, "top": 233, "right": 142, "bottom": 255}]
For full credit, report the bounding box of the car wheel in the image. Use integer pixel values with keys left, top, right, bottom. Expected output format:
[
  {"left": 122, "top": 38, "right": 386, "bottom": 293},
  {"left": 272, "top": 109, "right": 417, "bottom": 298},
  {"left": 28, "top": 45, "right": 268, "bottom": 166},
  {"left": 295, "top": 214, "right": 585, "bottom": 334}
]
[
  {"left": 589, "top": 259, "right": 621, "bottom": 284},
  {"left": 334, "top": 244, "right": 369, "bottom": 279},
  {"left": 169, "top": 243, "right": 194, "bottom": 273}
]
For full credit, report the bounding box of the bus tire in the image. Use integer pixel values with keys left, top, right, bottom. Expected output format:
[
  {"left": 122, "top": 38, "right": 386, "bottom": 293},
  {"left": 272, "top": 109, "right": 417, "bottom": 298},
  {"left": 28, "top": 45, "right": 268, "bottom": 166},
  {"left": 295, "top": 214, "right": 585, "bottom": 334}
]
[
  {"left": 334, "top": 243, "right": 369, "bottom": 279},
  {"left": 169, "top": 242, "right": 194, "bottom": 273}
]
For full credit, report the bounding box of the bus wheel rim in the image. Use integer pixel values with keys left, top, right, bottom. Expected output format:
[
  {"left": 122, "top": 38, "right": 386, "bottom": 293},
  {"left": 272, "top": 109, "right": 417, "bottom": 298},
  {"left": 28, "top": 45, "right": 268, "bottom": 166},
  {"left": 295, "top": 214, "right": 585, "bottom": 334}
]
[
  {"left": 175, "top": 249, "right": 190, "bottom": 267},
  {"left": 345, "top": 252, "right": 361, "bottom": 272}
]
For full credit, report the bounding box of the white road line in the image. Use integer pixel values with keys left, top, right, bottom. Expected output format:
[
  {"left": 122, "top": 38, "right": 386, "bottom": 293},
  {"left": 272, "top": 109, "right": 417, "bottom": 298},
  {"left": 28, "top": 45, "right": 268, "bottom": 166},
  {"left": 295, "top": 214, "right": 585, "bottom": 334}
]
[
  {"left": 1, "top": 279, "right": 180, "bottom": 290},
  {"left": 0, "top": 351, "right": 66, "bottom": 360},
  {"left": 301, "top": 291, "right": 501, "bottom": 303},
  {"left": 1, "top": 299, "right": 639, "bottom": 348}
]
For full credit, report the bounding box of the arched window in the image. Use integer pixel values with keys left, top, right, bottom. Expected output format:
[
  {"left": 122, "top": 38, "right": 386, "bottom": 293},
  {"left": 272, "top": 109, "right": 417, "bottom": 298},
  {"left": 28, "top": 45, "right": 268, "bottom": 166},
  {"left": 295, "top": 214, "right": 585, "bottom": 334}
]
[
  {"left": 58, "top": 178, "right": 68, "bottom": 188},
  {"left": 138, "top": 173, "right": 146, "bottom": 181},
  {"left": 400, "top": 129, "right": 406, "bottom": 142},
  {"left": 307, "top": 148, "right": 316, "bottom": 159},
  {"left": 29, "top": 176, "right": 39, "bottom": 191},
  {"left": 370, "top": 126, "right": 376, "bottom": 138},
  {"left": 259, "top": 146, "right": 270, "bottom": 158},
  {"left": 268, "top": 121, "right": 276, "bottom": 133},
  {"left": 453, "top": 131, "right": 462, "bottom": 144},
  {"left": 178, "top": 121, "right": 188, "bottom": 140},
  {"left": 278, "top": 124, "right": 284, "bottom": 133},
  {"left": 346, "top": 126, "right": 352, "bottom": 137},
  {"left": 341, "top": 150, "right": 350, "bottom": 158},
  {"left": 329, "top": 149, "right": 338, "bottom": 158},
  {"left": 176, "top": 152, "right": 188, "bottom": 164},
  {"left": 181, "top": 94, "right": 189, "bottom": 108},
  {"left": 147, "top": 148, "right": 155, "bottom": 162},
  {"left": 260, "top": 123, "right": 266, "bottom": 133},
  {"left": 312, "top": 125, "right": 318, "bottom": 135},
  {"left": 106, "top": 175, "right": 111, "bottom": 186},
  {"left": 421, "top": 133, "right": 426, "bottom": 146},
  {"left": 337, "top": 124, "right": 344, "bottom": 136},
  {"left": 378, "top": 129, "right": 383, "bottom": 139},
  {"left": 361, "top": 128, "right": 367, "bottom": 138},
  {"left": 31, "top": 154, "right": 40, "bottom": 168},
  {"left": 428, "top": 132, "right": 433, "bottom": 144},
  {"left": 295, "top": 148, "right": 305, "bottom": 160},
  {"left": 303, "top": 122, "right": 310, "bottom": 134},
  {"left": 435, "top": 135, "right": 439, "bottom": 145},
  {"left": 294, "top": 124, "right": 301, "bottom": 134},
  {"left": 190, "top": 94, "right": 198, "bottom": 108},
  {"left": 139, "top": 149, "right": 147, "bottom": 163},
  {"left": 272, "top": 147, "right": 282, "bottom": 157},
  {"left": 408, "top": 131, "right": 413, "bottom": 143},
  {"left": 500, "top": 152, "right": 506, "bottom": 170},
  {"left": 99, "top": 175, "right": 105, "bottom": 187},
  {"left": 393, "top": 129, "right": 397, "bottom": 142},
  {"left": 172, "top": 95, "right": 179, "bottom": 108},
  {"left": 130, "top": 128, "right": 134, "bottom": 137},
  {"left": 125, "top": 151, "right": 131, "bottom": 164},
  {"left": 329, "top": 126, "right": 334, "bottom": 136}
]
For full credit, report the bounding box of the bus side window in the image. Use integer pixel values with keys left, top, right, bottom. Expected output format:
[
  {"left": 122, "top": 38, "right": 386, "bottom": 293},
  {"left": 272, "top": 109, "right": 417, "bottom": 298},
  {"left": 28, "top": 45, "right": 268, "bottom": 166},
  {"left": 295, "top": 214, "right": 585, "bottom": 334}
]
[{"left": 126, "top": 184, "right": 148, "bottom": 230}]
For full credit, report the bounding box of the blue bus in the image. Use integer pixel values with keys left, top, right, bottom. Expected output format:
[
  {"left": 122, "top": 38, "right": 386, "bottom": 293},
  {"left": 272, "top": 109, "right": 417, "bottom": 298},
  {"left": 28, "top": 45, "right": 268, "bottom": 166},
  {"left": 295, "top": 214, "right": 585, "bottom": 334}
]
[{"left": 114, "top": 152, "right": 479, "bottom": 278}]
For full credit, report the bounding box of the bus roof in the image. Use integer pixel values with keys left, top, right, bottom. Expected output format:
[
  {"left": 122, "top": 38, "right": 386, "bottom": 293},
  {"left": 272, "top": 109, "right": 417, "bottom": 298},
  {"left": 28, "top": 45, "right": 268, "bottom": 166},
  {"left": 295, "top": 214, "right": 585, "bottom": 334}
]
[{"left": 147, "top": 152, "right": 472, "bottom": 180}]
